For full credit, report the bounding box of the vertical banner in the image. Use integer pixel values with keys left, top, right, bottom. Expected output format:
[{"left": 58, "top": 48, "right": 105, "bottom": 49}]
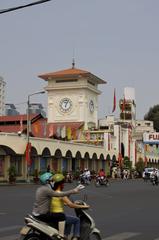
[{"left": 26, "top": 142, "right": 32, "bottom": 166}]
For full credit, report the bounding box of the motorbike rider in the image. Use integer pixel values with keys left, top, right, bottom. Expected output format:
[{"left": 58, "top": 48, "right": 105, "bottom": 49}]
[
  {"left": 98, "top": 169, "right": 106, "bottom": 177},
  {"left": 32, "top": 172, "right": 81, "bottom": 228},
  {"left": 51, "top": 173, "right": 89, "bottom": 240},
  {"left": 82, "top": 168, "right": 91, "bottom": 182},
  {"left": 151, "top": 168, "right": 158, "bottom": 183}
]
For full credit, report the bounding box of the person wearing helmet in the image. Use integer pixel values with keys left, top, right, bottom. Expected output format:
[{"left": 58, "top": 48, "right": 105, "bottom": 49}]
[
  {"left": 50, "top": 173, "right": 89, "bottom": 240},
  {"left": 32, "top": 172, "right": 81, "bottom": 229}
]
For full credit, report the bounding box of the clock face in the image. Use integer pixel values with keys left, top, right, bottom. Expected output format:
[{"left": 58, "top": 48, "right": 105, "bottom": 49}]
[
  {"left": 59, "top": 98, "right": 73, "bottom": 112},
  {"left": 89, "top": 100, "right": 94, "bottom": 112}
]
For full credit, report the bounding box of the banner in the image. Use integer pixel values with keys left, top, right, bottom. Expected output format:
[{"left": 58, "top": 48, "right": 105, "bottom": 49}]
[{"left": 26, "top": 142, "right": 32, "bottom": 166}]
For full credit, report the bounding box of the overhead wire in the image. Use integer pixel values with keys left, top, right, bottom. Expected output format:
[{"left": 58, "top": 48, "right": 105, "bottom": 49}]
[{"left": 0, "top": 0, "right": 52, "bottom": 14}]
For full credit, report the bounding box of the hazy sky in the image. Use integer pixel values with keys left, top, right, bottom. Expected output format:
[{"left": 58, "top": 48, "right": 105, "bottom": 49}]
[{"left": 0, "top": 0, "right": 159, "bottom": 120}]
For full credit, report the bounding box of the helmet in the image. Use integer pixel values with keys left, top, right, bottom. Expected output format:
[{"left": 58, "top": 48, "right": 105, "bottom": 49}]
[
  {"left": 40, "top": 172, "right": 53, "bottom": 184},
  {"left": 52, "top": 173, "right": 65, "bottom": 183}
]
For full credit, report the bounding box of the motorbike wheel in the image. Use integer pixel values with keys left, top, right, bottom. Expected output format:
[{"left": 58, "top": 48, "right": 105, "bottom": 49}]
[
  {"left": 95, "top": 181, "right": 100, "bottom": 187},
  {"left": 21, "top": 233, "right": 41, "bottom": 240},
  {"left": 89, "top": 232, "right": 102, "bottom": 240}
]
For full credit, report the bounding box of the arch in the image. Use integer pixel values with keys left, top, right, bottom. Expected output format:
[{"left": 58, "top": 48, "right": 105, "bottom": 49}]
[
  {"left": 65, "top": 150, "right": 72, "bottom": 159},
  {"left": 106, "top": 154, "right": 111, "bottom": 161},
  {"left": 42, "top": 147, "right": 51, "bottom": 157},
  {"left": 29, "top": 147, "right": 38, "bottom": 175},
  {"left": 99, "top": 153, "right": 105, "bottom": 172},
  {"left": 111, "top": 155, "right": 117, "bottom": 168},
  {"left": 92, "top": 153, "right": 97, "bottom": 171},
  {"left": 55, "top": 149, "right": 62, "bottom": 158},
  {"left": 99, "top": 153, "right": 105, "bottom": 161},
  {"left": 0, "top": 145, "right": 16, "bottom": 155},
  {"left": 80, "top": 152, "right": 90, "bottom": 170},
  {"left": 40, "top": 148, "right": 51, "bottom": 173},
  {"left": 52, "top": 149, "right": 62, "bottom": 172},
  {"left": 63, "top": 150, "right": 73, "bottom": 172},
  {"left": 75, "top": 151, "right": 82, "bottom": 160}
]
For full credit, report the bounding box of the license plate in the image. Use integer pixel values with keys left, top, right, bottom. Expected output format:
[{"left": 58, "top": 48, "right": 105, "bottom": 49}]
[{"left": 20, "top": 226, "right": 31, "bottom": 235}]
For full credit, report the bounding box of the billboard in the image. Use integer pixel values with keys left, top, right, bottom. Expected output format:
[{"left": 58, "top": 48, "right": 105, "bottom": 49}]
[{"left": 143, "top": 132, "right": 159, "bottom": 144}]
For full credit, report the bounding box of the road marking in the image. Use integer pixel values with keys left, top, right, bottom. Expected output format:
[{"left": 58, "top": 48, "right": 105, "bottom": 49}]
[
  {"left": 103, "top": 232, "right": 141, "bottom": 240},
  {"left": 0, "top": 234, "right": 19, "bottom": 240},
  {"left": 0, "top": 225, "right": 22, "bottom": 233}
]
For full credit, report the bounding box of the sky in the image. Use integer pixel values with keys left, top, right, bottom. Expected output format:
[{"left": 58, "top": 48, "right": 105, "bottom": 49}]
[{"left": 0, "top": 0, "right": 159, "bottom": 120}]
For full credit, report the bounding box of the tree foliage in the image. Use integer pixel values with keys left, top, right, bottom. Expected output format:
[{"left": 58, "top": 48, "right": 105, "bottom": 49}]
[
  {"left": 144, "top": 104, "right": 159, "bottom": 132},
  {"left": 135, "top": 158, "right": 145, "bottom": 177},
  {"left": 123, "top": 156, "right": 132, "bottom": 169}
]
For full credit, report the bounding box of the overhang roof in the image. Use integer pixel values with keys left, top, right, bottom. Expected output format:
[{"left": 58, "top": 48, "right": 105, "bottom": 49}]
[{"left": 38, "top": 67, "right": 106, "bottom": 84}]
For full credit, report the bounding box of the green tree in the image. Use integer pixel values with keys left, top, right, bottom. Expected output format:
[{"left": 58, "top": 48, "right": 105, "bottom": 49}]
[
  {"left": 144, "top": 104, "right": 159, "bottom": 132},
  {"left": 123, "top": 156, "right": 132, "bottom": 169},
  {"left": 135, "top": 158, "right": 145, "bottom": 177}
]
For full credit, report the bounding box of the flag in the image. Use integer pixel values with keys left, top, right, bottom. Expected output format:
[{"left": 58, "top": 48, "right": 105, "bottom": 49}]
[
  {"left": 26, "top": 142, "right": 32, "bottom": 166},
  {"left": 61, "top": 125, "right": 66, "bottom": 139},
  {"left": 112, "top": 88, "right": 116, "bottom": 113},
  {"left": 56, "top": 126, "right": 61, "bottom": 138},
  {"left": 66, "top": 127, "right": 72, "bottom": 140},
  {"left": 122, "top": 96, "right": 126, "bottom": 112}
]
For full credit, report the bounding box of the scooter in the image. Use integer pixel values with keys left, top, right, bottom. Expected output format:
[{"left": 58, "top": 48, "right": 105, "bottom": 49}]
[
  {"left": 78, "top": 174, "right": 91, "bottom": 185},
  {"left": 95, "top": 175, "right": 109, "bottom": 187},
  {"left": 20, "top": 200, "right": 101, "bottom": 240},
  {"left": 151, "top": 175, "right": 158, "bottom": 186}
]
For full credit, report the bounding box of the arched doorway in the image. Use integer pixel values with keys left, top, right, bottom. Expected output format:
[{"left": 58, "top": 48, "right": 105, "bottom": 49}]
[
  {"left": 63, "top": 150, "right": 72, "bottom": 171},
  {"left": 75, "top": 151, "right": 82, "bottom": 170},
  {"left": 53, "top": 149, "right": 62, "bottom": 172},
  {"left": 41, "top": 148, "right": 51, "bottom": 172},
  {"left": 99, "top": 153, "right": 105, "bottom": 171},
  {"left": 92, "top": 153, "right": 97, "bottom": 171}
]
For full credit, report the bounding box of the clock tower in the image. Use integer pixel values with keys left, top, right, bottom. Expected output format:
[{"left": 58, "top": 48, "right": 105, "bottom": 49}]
[{"left": 38, "top": 64, "right": 106, "bottom": 130}]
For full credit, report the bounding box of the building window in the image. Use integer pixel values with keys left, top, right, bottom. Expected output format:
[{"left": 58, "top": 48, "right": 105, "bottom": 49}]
[{"left": 56, "top": 79, "right": 78, "bottom": 83}]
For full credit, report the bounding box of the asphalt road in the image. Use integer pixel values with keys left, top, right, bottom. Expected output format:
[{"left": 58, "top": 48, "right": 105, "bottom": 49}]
[{"left": 0, "top": 179, "right": 159, "bottom": 240}]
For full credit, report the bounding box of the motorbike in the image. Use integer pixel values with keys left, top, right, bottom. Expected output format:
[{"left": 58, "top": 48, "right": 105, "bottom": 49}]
[
  {"left": 20, "top": 200, "right": 101, "bottom": 240},
  {"left": 95, "top": 175, "right": 109, "bottom": 187},
  {"left": 78, "top": 174, "right": 91, "bottom": 185},
  {"left": 65, "top": 172, "right": 73, "bottom": 183},
  {"left": 151, "top": 175, "right": 158, "bottom": 186}
]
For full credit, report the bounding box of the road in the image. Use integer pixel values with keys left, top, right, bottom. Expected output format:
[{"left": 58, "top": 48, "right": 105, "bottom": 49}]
[{"left": 0, "top": 179, "right": 159, "bottom": 240}]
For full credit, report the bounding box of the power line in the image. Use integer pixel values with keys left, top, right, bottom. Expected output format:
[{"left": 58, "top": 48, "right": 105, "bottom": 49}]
[{"left": 0, "top": 0, "right": 52, "bottom": 14}]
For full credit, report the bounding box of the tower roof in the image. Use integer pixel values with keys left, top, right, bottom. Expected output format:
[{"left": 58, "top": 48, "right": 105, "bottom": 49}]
[{"left": 38, "top": 67, "right": 106, "bottom": 84}]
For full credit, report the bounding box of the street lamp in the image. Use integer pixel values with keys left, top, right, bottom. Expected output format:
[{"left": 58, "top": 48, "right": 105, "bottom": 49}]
[{"left": 26, "top": 90, "right": 45, "bottom": 182}]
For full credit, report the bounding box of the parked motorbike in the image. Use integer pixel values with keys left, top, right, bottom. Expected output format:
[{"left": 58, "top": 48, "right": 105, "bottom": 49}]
[
  {"left": 95, "top": 175, "right": 109, "bottom": 187},
  {"left": 20, "top": 200, "right": 101, "bottom": 240}
]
